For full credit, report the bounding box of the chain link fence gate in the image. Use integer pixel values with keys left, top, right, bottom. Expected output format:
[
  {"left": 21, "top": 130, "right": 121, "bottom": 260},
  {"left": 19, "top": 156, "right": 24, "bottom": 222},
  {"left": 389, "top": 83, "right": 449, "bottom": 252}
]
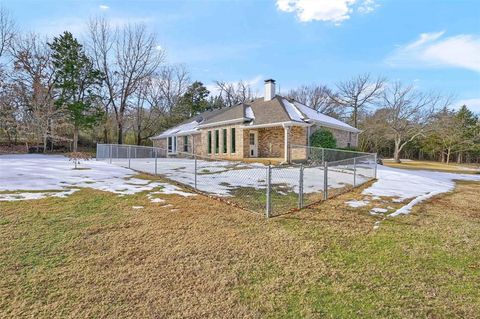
[{"left": 96, "top": 144, "right": 377, "bottom": 218}]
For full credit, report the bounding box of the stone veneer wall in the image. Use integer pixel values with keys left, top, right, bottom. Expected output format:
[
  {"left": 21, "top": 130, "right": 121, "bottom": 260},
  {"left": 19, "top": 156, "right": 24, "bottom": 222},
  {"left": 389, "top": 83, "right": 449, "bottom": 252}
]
[{"left": 310, "top": 125, "right": 358, "bottom": 148}]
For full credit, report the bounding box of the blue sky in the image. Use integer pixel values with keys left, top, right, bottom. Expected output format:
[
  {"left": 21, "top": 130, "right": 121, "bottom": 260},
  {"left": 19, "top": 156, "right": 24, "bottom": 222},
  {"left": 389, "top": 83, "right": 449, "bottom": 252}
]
[{"left": 3, "top": 0, "right": 480, "bottom": 111}]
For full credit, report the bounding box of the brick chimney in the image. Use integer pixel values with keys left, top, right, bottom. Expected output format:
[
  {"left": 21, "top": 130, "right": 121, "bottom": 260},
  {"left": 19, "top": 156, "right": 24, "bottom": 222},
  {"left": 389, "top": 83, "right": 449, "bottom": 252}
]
[{"left": 264, "top": 79, "right": 276, "bottom": 101}]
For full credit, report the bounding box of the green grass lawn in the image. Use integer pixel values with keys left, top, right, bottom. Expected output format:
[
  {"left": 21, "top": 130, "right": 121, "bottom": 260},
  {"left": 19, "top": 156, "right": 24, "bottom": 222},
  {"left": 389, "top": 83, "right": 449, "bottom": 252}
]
[{"left": 0, "top": 177, "right": 479, "bottom": 318}]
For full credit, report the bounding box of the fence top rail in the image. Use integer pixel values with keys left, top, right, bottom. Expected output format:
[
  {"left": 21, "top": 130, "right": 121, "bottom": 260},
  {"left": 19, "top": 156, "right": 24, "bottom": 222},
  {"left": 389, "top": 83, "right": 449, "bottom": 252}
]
[
  {"left": 97, "top": 143, "right": 162, "bottom": 149},
  {"left": 327, "top": 153, "right": 375, "bottom": 166},
  {"left": 291, "top": 144, "right": 375, "bottom": 156}
]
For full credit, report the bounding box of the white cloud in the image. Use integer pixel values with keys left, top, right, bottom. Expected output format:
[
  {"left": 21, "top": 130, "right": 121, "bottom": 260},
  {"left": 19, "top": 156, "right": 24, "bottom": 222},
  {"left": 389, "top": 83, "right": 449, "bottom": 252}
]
[
  {"left": 99, "top": 5, "right": 109, "bottom": 11},
  {"left": 358, "top": 0, "right": 378, "bottom": 14},
  {"left": 386, "top": 31, "right": 480, "bottom": 72},
  {"left": 456, "top": 98, "right": 480, "bottom": 113},
  {"left": 276, "top": 0, "right": 377, "bottom": 24}
]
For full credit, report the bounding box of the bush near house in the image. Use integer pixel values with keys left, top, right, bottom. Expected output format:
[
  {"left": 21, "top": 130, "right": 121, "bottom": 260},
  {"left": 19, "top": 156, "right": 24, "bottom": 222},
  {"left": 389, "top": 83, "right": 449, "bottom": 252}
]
[{"left": 310, "top": 129, "right": 337, "bottom": 149}]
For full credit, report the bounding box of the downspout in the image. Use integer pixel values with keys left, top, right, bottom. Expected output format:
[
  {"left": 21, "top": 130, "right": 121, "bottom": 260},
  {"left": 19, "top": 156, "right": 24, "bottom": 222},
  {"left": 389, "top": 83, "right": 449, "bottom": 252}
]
[{"left": 282, "top": 124, "right": 291, "bottom": 164}]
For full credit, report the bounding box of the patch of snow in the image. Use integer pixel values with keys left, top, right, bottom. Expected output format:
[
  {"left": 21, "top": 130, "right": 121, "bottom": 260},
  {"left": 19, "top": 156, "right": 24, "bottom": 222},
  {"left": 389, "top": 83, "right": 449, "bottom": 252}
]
[
  {"left": 149, "top": 198, "right": 165, "bottom": 203},
  {"left": 152, "top": 120, "right": 199, "bottom": 139},
  {"left": 245, "top": 106, "right": 255, "bottom": 119},
  {"left": 132, "top": 206, "right": 144, "bottom": 209},
  {"left": 293, "top": 101, "right": 359, "bottom": 133},
  {"left": 363, "top": 166, "right": 480, "bottom": 216},
  {"left": 370, "top": 207, "right": 388, "bottom": 215},
  {"left": 0, "top": 189, "right": 78, "bottom": 201},
  {"left": 373, "top": 221, "right": 381, "bottom": 230},
  {"left": 0, "top": 154, "right": 195, "bottom": 201},
  {"left": 282, "top": 98, "right": 305, "bottom": 122},
  {"left": 345, "top": 200, "right": 369, "bottom": 208}
]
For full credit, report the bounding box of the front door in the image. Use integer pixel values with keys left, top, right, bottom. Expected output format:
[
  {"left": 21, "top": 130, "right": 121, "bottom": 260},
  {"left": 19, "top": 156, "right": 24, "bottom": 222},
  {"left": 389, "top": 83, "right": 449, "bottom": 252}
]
[{"left": 249, "top": 131, "right": 258, "bottom": 157}]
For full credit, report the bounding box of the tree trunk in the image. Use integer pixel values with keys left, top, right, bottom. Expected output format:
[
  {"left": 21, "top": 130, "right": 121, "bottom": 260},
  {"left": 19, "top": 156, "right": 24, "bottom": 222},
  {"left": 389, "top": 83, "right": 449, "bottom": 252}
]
[
  {"left": 103, "top": 125, "right": 109, "bottom": 144},
  {"left": 393, "top": 138, "right": 401, "bottom": 163},
  {"left": 73, "top": 126, "right": 79, "bottom": 152},
  {"left": 136, "top": 131, "right": 142, "bottom": 146},
  {"left": 43, "top": 135, "right": 47, "bottom": 153},
  {"left": 446, "top": 148, "right": 451, "bottom": 165},
  {"left": 117, "top": 122, "right": 123, "bottom": 144}
]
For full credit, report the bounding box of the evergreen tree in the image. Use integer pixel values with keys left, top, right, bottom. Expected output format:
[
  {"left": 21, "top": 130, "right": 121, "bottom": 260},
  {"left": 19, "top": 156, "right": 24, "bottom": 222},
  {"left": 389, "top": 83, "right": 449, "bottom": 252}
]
[
  {"left": 49, "top": 31, "right": 103, "bottom": 151},
  {"left": 175, "top": 81, "right": 210, "bottom": 117}
]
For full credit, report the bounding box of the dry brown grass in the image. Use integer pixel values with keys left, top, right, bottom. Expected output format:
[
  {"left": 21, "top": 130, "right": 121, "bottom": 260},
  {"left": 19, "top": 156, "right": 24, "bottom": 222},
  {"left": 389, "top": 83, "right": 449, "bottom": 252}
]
[
  {"left": 0, "top": 177, "right": 479, "bottom": 318},
  {"left": 383, "top": 159, "right": 480, "bottom": 174}
]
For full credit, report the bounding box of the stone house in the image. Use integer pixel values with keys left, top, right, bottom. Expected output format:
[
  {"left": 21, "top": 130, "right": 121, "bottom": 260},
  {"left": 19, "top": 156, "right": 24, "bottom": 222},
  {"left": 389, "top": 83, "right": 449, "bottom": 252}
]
[{"left": 151, "top": 79, "right": 360, "bottom": 162}]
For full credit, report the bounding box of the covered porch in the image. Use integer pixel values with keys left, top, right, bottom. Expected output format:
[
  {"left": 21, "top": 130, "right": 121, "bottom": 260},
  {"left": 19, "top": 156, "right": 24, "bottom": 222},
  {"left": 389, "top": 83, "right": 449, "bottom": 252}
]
[{"left": 241, "top": 124, "right": 309, "bottom": 163}]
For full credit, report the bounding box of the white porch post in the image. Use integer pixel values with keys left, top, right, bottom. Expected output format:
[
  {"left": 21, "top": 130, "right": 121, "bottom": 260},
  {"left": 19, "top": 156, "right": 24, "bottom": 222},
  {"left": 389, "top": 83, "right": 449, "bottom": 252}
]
[{"left": 284, "top": 125, "right": 291, "bottom": 163}]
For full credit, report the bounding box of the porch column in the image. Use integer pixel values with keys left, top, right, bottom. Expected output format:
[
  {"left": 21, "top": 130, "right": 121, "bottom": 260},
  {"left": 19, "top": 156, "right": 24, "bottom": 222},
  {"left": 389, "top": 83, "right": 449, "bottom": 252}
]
[{"left": 284, "top": 126, "right": 291, "bottom": 163}]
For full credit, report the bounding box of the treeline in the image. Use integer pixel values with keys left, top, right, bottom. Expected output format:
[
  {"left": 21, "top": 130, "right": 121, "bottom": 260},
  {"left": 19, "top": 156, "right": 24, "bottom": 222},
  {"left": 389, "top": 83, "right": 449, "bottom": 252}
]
[{"left": 0, "top": 7, "right": 478, "bottom": 163}]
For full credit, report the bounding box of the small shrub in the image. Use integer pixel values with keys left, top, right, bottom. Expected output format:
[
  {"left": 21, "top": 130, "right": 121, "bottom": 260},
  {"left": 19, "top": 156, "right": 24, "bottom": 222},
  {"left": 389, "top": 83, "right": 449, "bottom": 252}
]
[
  {"left": 310, "top": 129, "right": 336, "bottom": 148},
  {"left": 66, "top": 152, "right": 92, "bottom": 169}
]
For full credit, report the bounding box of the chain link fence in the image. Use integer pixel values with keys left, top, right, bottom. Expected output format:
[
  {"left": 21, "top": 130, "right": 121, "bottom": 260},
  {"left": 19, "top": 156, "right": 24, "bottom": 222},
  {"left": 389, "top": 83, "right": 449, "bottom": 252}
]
[{"left": 96, "top": 144, "right": 377, "bottom": 217}]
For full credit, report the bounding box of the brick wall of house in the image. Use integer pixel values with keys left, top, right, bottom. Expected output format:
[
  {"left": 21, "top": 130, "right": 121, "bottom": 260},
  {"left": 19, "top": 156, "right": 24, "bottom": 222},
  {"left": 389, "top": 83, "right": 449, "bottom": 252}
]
[
  {"left": 199, "top": 124, "right": 245, "bottom": 159},
  {"left": 290, "top": 126, "right": 308, "bottom": 161},
  {"left": 257, "top": 127, "right": 284, "bottom": 158},
  {"left": 152, "top": 138, "right": 167, "bottom": 150},
  {"left": 310, "top": 125, "right": 358, "bottom": 148},
  {"left": 245, "top": 125, "right": 308, "bottom": 160}
]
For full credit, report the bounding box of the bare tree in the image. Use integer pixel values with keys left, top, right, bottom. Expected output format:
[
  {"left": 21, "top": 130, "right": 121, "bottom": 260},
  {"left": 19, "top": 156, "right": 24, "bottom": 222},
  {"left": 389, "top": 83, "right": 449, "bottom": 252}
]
[
  {"left": 0, "top": 6, "right": 15, "bottom": 59},
  {"left": 381, "top": 82, "right": 446, "bottom": 163},
  {"left": 214, "top": 80, "right": 256, "bottom": 107},
  {"left": 358, "top": 108, "right": 391, "bottom": 153},
  {"left": 156, "top": 64, "right": 190, "bottom": 113},
  {"left": 9, "top": 33, "right": 62, "bottom": 151},
  {"left": 287, "top": 84, "right": 343, "bottom": 117},
  {"left": 87, "top": 17, "right": 165, "bottom": 144},
  {"left": 331, "top": 73, "right": 385, "bottom": 128}
]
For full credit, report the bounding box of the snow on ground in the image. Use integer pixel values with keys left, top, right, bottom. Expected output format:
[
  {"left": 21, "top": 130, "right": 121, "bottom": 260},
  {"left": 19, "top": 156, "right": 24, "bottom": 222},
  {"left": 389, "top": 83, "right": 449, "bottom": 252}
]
[
  {"left": 113, "top": 157, "right": 374, "bottom": 196},
  {"left": 0, "top": 154, "right": 195, "bottom": 201},
  {"left": 345, "top": 200, "right": 369, "bottom": 208},
  {"left": 359, "top": 165, "right": 480, "bottom": 217}
]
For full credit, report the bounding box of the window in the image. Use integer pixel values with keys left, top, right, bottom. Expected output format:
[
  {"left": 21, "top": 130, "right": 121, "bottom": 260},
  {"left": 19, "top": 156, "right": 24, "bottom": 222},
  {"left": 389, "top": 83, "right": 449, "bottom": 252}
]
[
  {"left": 207, "top": 131, "right": 212, "bottom": 154},
  {"left": 222, "top": 129, "right": 227, "bottom": 153},
  {"left": 183, "top": 136, "right": 188, "bottom": 152},
  {"left": 249, "top": 133, "right": 255, "bottom": 145},
  {"left": 215, "top": 130, "right": 219, "bottom": 153},
  {"left": 231, "top": 128, "right": 236, "bottom": 153},
  {"left": 168, "top": 136, "right": 177, "bottom": 153}
]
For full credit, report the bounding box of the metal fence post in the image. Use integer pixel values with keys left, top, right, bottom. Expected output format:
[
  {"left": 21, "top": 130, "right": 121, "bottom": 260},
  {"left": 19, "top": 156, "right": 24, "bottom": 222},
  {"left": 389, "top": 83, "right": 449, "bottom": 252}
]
[
  {"left": 154, "top": 149, "right": 158, "bottom": 175},
  {"left": 298, "top": 164, "right": 304, "bottom": 209},
  {"left": 353, "top": 157, "right": 357, "bottom": 187},
  {"left": 128, "top": 146, "right": 131, "bottom": 168},
  {"left": 322, "top": 148, "right": 325, "bottom": 164},
  {"left": 109, "top": 145, "right": 112, "bottom": 163},
  {"left": 194, "top": 154, "right": 197, "bottom": 190},
  {"left": 374, "top": 153, "right": 378, "bottom": 179},
  {"left": 266, "top": 165, "right": 272, "bottom": 218},
  {"left": 323, "top": 161, "right": 328, "bottom": 200}
]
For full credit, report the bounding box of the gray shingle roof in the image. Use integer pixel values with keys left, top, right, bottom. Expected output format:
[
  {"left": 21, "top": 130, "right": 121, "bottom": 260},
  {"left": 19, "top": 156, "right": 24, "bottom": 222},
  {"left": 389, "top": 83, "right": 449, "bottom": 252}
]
[{"left": 151, "top": 94, "right": 359, "bottom": 139}]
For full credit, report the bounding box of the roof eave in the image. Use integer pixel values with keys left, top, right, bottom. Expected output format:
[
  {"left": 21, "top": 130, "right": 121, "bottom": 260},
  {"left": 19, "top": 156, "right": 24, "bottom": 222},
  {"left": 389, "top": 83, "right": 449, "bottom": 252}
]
[{"left": 197, "top": 118, "right": 248, "bottom": 128}]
